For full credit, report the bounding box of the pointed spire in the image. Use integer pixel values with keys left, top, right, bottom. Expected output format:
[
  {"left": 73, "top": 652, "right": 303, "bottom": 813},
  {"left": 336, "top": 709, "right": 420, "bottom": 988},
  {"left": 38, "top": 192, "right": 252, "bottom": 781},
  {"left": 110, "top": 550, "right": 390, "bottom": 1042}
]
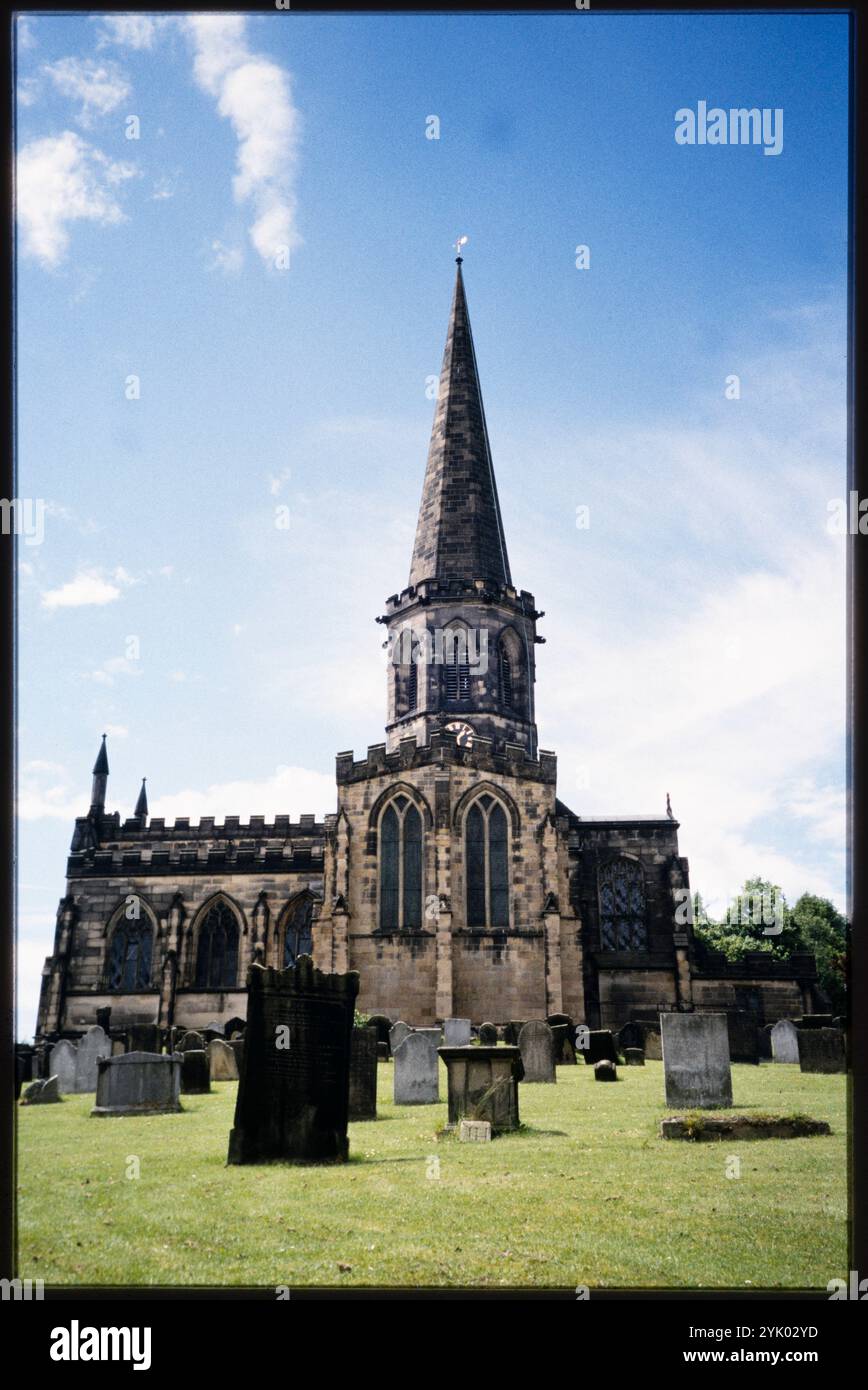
[
  {"left": 90, "top": 734, "right": 108, "bottom": 813},
  {"left": 134, "top": 777, "right": 148, "bottom": 819},
  {"left": 408, "top": 255, "right": 512, "bottom": 589}
]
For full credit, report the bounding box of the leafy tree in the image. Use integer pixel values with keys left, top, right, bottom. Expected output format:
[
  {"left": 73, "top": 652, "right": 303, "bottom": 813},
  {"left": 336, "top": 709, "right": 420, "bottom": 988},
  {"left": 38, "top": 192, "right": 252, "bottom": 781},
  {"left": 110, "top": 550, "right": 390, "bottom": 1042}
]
[{"left": 790, "top": 893, "right": 848, "bottom": 1016}]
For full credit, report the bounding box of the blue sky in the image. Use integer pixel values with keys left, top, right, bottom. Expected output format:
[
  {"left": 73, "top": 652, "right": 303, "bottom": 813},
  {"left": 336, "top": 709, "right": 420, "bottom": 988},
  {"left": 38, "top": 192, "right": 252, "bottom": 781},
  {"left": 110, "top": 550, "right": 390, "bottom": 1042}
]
[{"left": 15, "top": 11, "right": 849, "bottom": 1038}]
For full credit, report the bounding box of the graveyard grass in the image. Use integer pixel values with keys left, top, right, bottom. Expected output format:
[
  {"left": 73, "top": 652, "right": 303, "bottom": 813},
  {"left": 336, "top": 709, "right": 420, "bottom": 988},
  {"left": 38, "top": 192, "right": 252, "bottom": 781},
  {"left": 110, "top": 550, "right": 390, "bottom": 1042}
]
[{"left": 18, "top": 1061, "right": 846, "bottom": 1289}]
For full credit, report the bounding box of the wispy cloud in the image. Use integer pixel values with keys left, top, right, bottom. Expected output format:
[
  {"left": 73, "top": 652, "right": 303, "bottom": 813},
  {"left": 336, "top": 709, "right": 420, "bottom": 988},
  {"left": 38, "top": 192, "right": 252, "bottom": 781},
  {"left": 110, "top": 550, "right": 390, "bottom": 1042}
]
[
  {"left": 184, "top": 14, "right": 302, "bottom": 266},
  {"left": 42, "top": 57, "right": 131, "bottom": 125},
  {"left": 17, "top": 131, "right": 136, "bottom": 268},
  {"left": 41, "top": 571, "right": 122, "bottom": 610},
  {"left": 96, "top": 14, "right": 163, "bottom": 51}
]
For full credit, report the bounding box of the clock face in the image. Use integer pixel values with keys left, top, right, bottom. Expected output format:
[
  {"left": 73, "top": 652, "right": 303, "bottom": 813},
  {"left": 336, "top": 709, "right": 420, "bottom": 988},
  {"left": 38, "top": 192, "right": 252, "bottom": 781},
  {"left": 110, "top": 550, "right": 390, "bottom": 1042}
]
[{"left": 445, "top": 720, "right": 474, "bottom": 749}]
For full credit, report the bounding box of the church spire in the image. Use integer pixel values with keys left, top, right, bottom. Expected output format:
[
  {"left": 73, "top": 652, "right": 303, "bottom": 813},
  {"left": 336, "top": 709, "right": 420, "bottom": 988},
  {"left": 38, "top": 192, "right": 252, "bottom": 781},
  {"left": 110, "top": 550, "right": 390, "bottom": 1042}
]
[
  {"left": 134, "top": 777, "right": 148, "bottom": 819},
  {"left": 90, "top": 734, "right": 108, "bottom": 813},
  {"left": 408, "top": 253, "right": 512, "bottom": 590}
]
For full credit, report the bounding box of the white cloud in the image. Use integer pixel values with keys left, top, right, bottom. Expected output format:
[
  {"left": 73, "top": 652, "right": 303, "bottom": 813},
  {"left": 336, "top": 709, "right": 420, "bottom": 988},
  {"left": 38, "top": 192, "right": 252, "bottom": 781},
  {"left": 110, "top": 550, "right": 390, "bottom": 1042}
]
[
  {"left": 209, "top": 239, "right": 244, "bottom": 274},
  {"left": 184, "top": 15, "right": 301, "bottom": 266},
  {"left": 41, "top": 571, "right": 122, "bottom": 609},
  {"left": 17, "top": 17, "right": 36, "bottom": 51},
  {"left": 17, "top": 131, "right": 135, "bottom": 267},
  {"left": 97, "top": 15, "right": 161, "bottom": 51},
  {"left": 17, "top": 76, "right": 40, "bottom": 108},
  {"left": 87, "top": 656, "right": 142, "bottom": 686},
  {"left": 43, "top": 57, "right": 131, "bottom": 124},
  {"left": 150, "top": 764, "right": 336, "bottom": 824},
  {"left": 104, "top": 723, "right": 129, "bottom": 739}
]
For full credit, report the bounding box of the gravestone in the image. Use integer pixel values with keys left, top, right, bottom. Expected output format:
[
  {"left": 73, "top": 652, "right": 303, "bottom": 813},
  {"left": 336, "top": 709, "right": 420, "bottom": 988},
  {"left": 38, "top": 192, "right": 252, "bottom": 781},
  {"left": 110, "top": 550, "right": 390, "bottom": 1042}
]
[
  {"left": 443, "top": 1018, "right": 472, "bottom": 1046},
  {"left": 624, "top": 1048, "right": 645, "bottom": 1066},
  {"left": 478, "top": 1022, "right": 498, "bottom": 1046},
  {"left": 177, "top": 1030, "right": 205, "bottom": 1053},
  {"left": 92, "top": 1052, "right": 182, "bottom": 1116},
  {"left": 95, "top": 1007, "right": 112, "bottom": 1035},
  {"left": 48, "top": 1039, "right": 77, "bottom": 1094},
  {"left": 21, "top": 1076, "right": 60, "bottom": 1104},
  {"left": 415, "top": 1027, "right": 442, "bottom": 1048},
  {"left": 758, "top": 1023, "right": 773, "bottom": 1060},
  {"left": 771, "top": 1019, "right": 800, "bottom": 1064},
  {"left": 224, "top": 1016, "right": 246, "bottom": 1038},
  {"left": 618, "top": 1021, "right": 645, "bottom": 1052},
  {"left": 550, "top": 1023, "right": 576, "bottom": 1064},
  {"left": 459, "top": 1119, "right": 491, "bottom": 1142},
  {"left": 75, "top": 1025, "right": 112, "bottom": 1091},
  {"left": 389, "top": 1021, "right": 412, "bottom": 1055},
  {"left": 393, "top": 1032, "right": 439, "bottom": 1104},
  {"left": 208, "top": 1038, "right": 239, "bottom": 1081},
  {"left": 228, "top": 958, "right": 358, "bottom": 1164},
  {"left": 547, "top": 1012, "right": 573, "bottom": 1031},
  {"left": 518, "top": 1021, "right": 556, "bottom": 1083},
  {"left": 798, "top": 1028, "right": 846, "bottom": 1074},
  {"left": 203, "top": 1021, "right": 224, "bottom": 1041},
  {"left": 180, "top": 1050, "right": 211, "bottom": 1094},
  {"left": 348, "top": 1027, "right": 378, "bottom": 1120},
  {"left": 439, "top": 1045, "right": 523, "bottom": 1133},
  {"left": 594, "top": 1060, "right": 618, "bottom": 1082},
  {"left": 726, "top": 1011, "right": 760, "bottom": 1065},
  {"left": 126, "top": 1024, "right": 161, "bottom": 1054},
  {"left": 504, "top": 1020, "right": 527, "bottom": 1046},
  {"left": 376, "top": 1041, "right": 390, "bottom": 1062},
  {"left": 365, "top": 1014, "right": 393, "bottom": 1056},
  {"left": 643, "top": 1025, "right": 663, "bottom": 1060},
  {"left": 580, "top": 1030, "right": 619, "bottom": 1066},
  {"left": 661, "top": 1013, "right": 732, "bottom": 1109}
]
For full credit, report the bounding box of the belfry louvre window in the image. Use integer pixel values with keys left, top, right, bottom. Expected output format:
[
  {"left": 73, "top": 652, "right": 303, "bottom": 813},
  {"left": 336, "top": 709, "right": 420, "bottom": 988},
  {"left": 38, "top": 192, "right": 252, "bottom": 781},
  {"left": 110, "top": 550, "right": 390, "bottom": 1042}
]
[
  {"left": 284, "top": 896, "right": 314, "bottom": 967},
  {"left": 443, "top": 632, "right": 471, "bottom": 702},
  {"left": 107, "top": 919, "right": 153, "bottom": 990},
  {"left": 466, "top": 796, "right": 509, "bottom": 928},
  {"left": 599, "top": 859, "right": 648, "bottom": 950},
  {"left": 379, "top": 797, "right": 423, "bottom": 930},
  {"left": 407, "top": 655, "right": 418, "bottom": 710},
  {"left": 195, "top": 901, "right": 240, "bottom": 987},
  {"left": 499, "top": 645, "right": 514, "bottom": 710}
]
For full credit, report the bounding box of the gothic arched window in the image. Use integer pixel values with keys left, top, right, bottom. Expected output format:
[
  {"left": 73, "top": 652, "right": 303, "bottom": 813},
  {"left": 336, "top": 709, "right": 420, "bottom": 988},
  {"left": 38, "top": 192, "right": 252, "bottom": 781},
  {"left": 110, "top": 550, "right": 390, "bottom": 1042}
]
[
  {"left": 379, "top": 796, "right": 423, "bottom": 930},
  {"left": 283, "top": 895, "right": 314, "bottom": 967},
  {"left": 465, "top": 795, "right": 509, "bottom": 928},
  {"left": 599, "top": 859, "right": 647, "bottom": 950},
  {"left": 106, "top": 918, "right": 153, "bottom": 990},
  {"left": 195, "top": 901, "right": 240, "bottom": 988},
  {"left": 443, "top": 627, "right": 471, "bottom": 703}
]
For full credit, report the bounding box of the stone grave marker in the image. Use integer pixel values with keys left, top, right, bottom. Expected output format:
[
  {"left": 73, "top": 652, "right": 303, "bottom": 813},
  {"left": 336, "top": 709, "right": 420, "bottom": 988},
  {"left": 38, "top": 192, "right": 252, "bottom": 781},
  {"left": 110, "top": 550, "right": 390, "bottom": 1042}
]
[
  {"left": 228, "top": 958, "right": 358, "bottom": 1164},
  {"left": 550, "top": 1023, "right": 575, "bottom": 1064},
  {"left": 180, "top": 1050, "right": 211, "bottom": 1094},
  {"left": 618, "top": 1021, "right": 645, "bottom": 1052},
  {"left": 176, "top": 1030, "right": 205, "bottom": 1053},
  {"left": 75, "top": 1025, "right": 112, "bottom": 1091},
  {"left": 624, "top": 1048, "right": 645, "bottom": 1066},
  {"left": 726, "top": 1011, "right": 760, "bottom": 1065},
  {"left": 92, "top": 1052, "right": 182, "bottom": 1116},
  {"left": 661, "top": 1013, "right": 732, "bottom": 1109},
  {"left": 798, "top": 1028, "right": 846, "bottom": 1074},
  {"left": 393, "top": 1032, "right": 439, "bottom": 1104},
  {"left": 642, "top": 1024, "right": 663, "bottom": 1060},
  {"left": 208, "top": 1038, "right": 239, "bottom": 1081},
  {"left": 770, "top": 1019, "right": 800, "bottom": 1064},
  {"left": 580, "top": 1029, "right": 619, "bottom": 1066},
  {"left": 459, "top": 1119, "right": 491, "bottom": 1142},
  {"left": 348, "top": 1027, "right": 378, "bottom": 1120},
  {"left": 21, "top": 1076, "right": 60, "bottom": 1104},
  {"left": 594, "top": 1060, "right": 618, "bottom": 1081},
  {"left": 443, "top": 1018, "right": 472, "bottom": 1046},
  {"left": 389, "top": 1021, "right": 412, "bottom": 1054},
  {"left": 126, "top": 1024, "right": 161, "bottom": 1054},
  {"left": 478, "top": 1022, "right": 498, "bottom": 1046},
  {"left": 439, "top": 1045, "right": 523, "bottom": 1133},
  {"left": 518, "top": 1020, "right": 556, "bottom": 1083},
  {"left": 48, "top": 1039, "right": 77, "bottom": 1094}
]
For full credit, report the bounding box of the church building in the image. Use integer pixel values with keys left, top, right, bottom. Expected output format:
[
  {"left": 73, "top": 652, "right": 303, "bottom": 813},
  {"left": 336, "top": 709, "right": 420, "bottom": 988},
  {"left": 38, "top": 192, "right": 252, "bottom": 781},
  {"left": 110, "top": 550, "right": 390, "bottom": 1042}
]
[{"left": 35, "top": 258, "right": 821, "bottom": 1044}]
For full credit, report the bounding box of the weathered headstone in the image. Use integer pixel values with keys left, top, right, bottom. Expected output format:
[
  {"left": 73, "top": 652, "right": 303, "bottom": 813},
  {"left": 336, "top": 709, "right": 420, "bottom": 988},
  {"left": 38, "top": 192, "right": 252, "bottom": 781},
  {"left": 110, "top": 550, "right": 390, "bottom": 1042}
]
[
  {"left": 594, "top": 1060, "right": 618, "bottom": 1081},
  {"left": 758, "top": 1022, "right": 773, "bottom": 1060},
  {"left": 661, "top": 1013, "right": 732, "bottom": 1109},
  {"left": 518, "top": 1020, "right": 556, "bottom": 1083},
  {"left": 504, "top": 1020, "right": 527, "bottom": 1046},
  {"left": 180, "top": 1049, "right": 211, "bottom": 1094},
  {"left": 224, "top": 1015, "right": 246, "bottom": 1038},
  {"left": 176, "top": 1030, "right": 205, "bottom": 1053},
  {"left": 208, "top": 1038, "right": 239, "bottom": 1081},
  {"left": 95, "top": 1007, "right": 112, "bottom": 1035},
  {"left": 478, "top": 1022, "right": 498, "bottom": 1046},
  {"left": 726, "top": 1011, "right": 760, "bottom": 1065},
  {"left": 48, "top": 1039, "right": 77, "bottom": 1094},
  {"left": 443, "top": 1018, "right": 472, "bottom": 1046},
  {"left": 580, "top": 1029, "right": 619, "bottom": 1066},
  {"left": 618, "top": 1021, "right": 645, "bottom": 1052},
  {"left": 643, "top": 1025, "right": 663, "bottom": 1060},
  {"left": 393, "top": 1032, "right": 439, "bottom": 1104},
  {"left": 126, "top": 1024, "right": 161, "bottom": 1054},
  {"left": 21, "top": 1076, "right": 60, "bottom": 1104},
  {"left": 389, "top": 1021, "right": 412, "bottom": 1055},
  {"left": 624, "top": 1048, "right": 645, "bottom": 1066},
  {"left": 770, "top": 1019, "right": 800, "bottom": 1064},
  {"left": 348, "top": 1027, "right": 378, "bottom": 1120},
  {"left": 439, "top": 1045, "right": 523, "bottom": 1132},
  {"left": 203, "top": 1021, "right": 224, "bottom": 1040},
  {"left": 459, "top": 1119, "right": 491, "bottom": 1142},
  {"left": 75, "top": 1025, "right": 112, "bottom": 1091},
  {"left": 228, "top": 958, "right": 358, "bottom": 1164},
  {"left": 230, "top": 1038, "right": 245, "bottom": 1070},
  {"left": 92, "top": 1052, "right": 182, "bottom": 1116},
  {"left": 798, "top": 1028, "right": 846, "bottom": 1074},
  {"left": 365, "top": 1015, "right": 392, "bottom": 1054},
  {"left": 550, "top": 1023, "right": 576, "bottom": 1064},
  {"left": 415, "top": 1027, "right": 442, "bottom": 1049}
]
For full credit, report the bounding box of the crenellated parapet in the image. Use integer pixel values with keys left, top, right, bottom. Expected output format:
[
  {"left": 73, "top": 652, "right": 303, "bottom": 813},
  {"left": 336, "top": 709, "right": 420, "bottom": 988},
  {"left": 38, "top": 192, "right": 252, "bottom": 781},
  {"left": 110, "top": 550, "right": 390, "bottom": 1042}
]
[{"left": 336, "top": 731, "right": 557, "bottom": 788}]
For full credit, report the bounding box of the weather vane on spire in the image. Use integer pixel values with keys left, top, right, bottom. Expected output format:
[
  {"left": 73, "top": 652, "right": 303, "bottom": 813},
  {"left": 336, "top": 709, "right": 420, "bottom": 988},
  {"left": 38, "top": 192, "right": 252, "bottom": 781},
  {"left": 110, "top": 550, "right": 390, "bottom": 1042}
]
[{"left": 454, "top": 234, "right": 469, "bottom": 262}]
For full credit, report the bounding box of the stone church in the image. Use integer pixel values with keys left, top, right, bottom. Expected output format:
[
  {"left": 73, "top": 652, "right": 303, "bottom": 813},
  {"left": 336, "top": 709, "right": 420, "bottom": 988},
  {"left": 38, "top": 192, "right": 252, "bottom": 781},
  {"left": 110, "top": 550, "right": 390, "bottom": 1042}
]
[{"left": 35, "top": 258, "right": 821, "bottom": 1045}]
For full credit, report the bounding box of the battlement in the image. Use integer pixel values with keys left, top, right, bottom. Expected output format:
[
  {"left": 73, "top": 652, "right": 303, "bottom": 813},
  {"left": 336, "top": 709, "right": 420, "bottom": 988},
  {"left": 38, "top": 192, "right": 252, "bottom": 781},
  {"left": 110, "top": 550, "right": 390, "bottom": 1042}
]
[
  {"left": 66, "top": 832, "right": 327, "bottom": 879},
  {"left": 379, "top": 577, "right": 540, "bottom": 620},
  {"left": 336, "top": 731, "right": 557, "bottom": 785}
]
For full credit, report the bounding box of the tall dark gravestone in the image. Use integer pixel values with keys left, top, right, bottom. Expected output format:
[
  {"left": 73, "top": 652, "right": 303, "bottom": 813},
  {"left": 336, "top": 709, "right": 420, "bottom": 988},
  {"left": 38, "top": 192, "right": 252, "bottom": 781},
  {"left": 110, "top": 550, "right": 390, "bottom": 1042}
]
[
  {"left": 228, "top": 958, "right": 359, "bottom": 1165},
  {"left": 348, "top": 1026, "right": 378, "bottom": 1120}
]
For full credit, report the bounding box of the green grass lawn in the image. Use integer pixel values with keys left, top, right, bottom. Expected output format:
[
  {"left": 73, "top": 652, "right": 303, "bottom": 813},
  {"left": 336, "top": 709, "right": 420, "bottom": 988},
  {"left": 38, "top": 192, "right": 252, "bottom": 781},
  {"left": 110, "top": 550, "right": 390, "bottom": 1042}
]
[{"left": 17, "top": 1059, "right": 847, "bottom": 1290}]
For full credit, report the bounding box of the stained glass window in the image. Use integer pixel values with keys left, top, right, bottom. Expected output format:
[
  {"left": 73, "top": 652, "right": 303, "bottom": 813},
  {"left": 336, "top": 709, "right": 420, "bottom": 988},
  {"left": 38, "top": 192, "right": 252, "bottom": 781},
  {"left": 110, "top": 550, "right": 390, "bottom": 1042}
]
[
  {"left": 195, "top": 901, "right": 240, "bottom": 987},
  {"left": 379, "top": 799, "right": 423, "bottom": 929},
  {"left": 599, "top": 860, "right": 647, "bottom": 950},
  {"left": 107, "top": 919, "right": 153, "bottom": 990},
  {"left": 283, "top": 895, "right": 314, "bottom": 967},
  {"left": 466, "top": 796, "right": 510, "bottom": 928}
]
